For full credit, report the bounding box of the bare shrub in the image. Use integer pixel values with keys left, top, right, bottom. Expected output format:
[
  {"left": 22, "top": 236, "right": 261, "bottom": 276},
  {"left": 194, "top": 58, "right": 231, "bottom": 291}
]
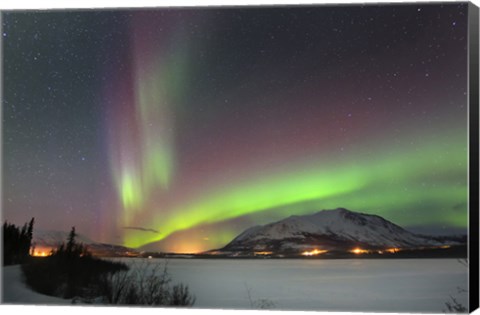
[
  {"left": 98, "top": 259, "right": 195, "bottom": 306},
  {"left": 443, "top": 259, "right": 468, "bottom": 313},
  {"left": 444, "top": 296, "right": 468, "bottom": 313},
  {"left": 170, "top": 284, "right": 196, "bottom": 306},
  {"left": 244, "top": 282, "right": 275, "bottom": 309}
]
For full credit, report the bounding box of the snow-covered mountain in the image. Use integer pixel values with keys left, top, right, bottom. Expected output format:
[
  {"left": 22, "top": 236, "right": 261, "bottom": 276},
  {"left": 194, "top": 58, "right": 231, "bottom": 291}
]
[
  {"left": 219, "top": 208, "right": 465, "bottom": 253},
  {"left": 33, "top": 230, "right": 95, "bottom": 247}
]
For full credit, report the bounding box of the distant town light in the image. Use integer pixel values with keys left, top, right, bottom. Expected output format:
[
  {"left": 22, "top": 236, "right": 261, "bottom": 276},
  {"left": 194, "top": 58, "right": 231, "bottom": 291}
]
[
  {"left": 31, "top": 248, "right": 53, "bottom": 257},
  {"left": 301, "top": 249, "right": 328, "bottom": 256},
  {"left": 350, "top": 248, "right": 370, "bottom": 255},
  {"left": 385, "top": 248, "right": 401, "bottom": 253},
  {"left": 254, "top": 251, "right": 273, "bottom": 256}
]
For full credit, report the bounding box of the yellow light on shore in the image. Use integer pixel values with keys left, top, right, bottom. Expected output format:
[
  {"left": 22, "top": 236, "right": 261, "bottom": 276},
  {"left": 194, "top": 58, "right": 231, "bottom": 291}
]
[
  {"left": 31, "top": 249, "right": 52, "bottom": 257},
  {"left": 385, "top": 248, "right": 401, "bottom": 253},
  {"left": 301, "top": 249, "right": 328, "bottom": 256},
  {"left": 254, "top": 251, "right": 273, "bottom": 256},
  {"left": 350, "top": 248, "right": 370, "bottom": 254}
]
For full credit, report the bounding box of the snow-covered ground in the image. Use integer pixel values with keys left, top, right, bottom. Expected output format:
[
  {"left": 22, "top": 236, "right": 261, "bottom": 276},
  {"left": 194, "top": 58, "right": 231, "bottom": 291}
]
[
  {"left": 110, "top": 258, "right": 468, "bottom": 313},
  {"left": 2, "top": 258, "right": 468, "bottom": 313},
  {"left": 2, "top": 265, "right": 71, "bottom": 305}
]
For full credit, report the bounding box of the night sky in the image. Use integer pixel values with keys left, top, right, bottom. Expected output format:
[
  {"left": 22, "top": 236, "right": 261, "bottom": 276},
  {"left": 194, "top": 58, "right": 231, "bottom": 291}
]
[{"left": 2, "top": 3, "right": 469, "bottom": 252}]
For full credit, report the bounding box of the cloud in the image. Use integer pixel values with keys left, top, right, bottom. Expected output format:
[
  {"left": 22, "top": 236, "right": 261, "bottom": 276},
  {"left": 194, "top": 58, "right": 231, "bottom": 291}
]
[{"left": 124, "top": 226, "right": 159, "bottom": 234}]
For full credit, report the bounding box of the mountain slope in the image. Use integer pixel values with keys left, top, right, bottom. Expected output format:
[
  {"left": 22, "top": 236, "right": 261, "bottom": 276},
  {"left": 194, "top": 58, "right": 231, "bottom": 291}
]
[
  {"left": 33, "top": 230, "right": 136, "bottom": 256},
  {"left": 33, "top": 230, "right": 95, "bottom": 246},
  {"left": 219, "top": 208, "right": 464, "bottom": 253}
]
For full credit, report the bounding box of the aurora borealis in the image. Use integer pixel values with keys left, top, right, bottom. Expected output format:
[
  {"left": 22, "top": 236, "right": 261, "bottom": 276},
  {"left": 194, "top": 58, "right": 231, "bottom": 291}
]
[
  {"left": 105, "top": 12, "right": 192, "bottom": 226},
  {"left": 2, "top": 3, "right": 470, "bottom": 252}
]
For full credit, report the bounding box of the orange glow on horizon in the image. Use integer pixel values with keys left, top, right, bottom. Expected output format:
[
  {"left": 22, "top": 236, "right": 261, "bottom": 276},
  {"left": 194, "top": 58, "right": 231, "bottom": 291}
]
[
  {"left": 385, "top": 248, "right": 401, "bottom": 253},
  {"left": 31, "top": 247, "right": 53, "bottom": 257},
  {"left": 254, "top": 251, "right": 273, "bottom": 255},
  {"left": 167, "top": 243, "right": 204, "bottom": 254},
  {"left": 350, "top": 248, "right": 370, "bottom": 254},
  {"left": 301, "top": 249, "right": 328, "bottom": 256}
]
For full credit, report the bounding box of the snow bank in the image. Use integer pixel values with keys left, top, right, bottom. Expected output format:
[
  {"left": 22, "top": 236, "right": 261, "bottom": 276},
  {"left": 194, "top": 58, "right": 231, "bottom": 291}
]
[{"left": 2, "top": 265, "right": 71, "bottom": 305}]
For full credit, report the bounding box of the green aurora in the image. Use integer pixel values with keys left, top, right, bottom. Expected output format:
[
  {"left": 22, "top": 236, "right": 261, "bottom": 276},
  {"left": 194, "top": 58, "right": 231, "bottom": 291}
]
[
  {"left": 124, "top": 128, "right": 467, "bottom": 249},
  {"left": 101, "top": 8, "right": 470, "bottom": 251},
  {"left": 2, "top": 6, "right": 469, "bottom": 252}
]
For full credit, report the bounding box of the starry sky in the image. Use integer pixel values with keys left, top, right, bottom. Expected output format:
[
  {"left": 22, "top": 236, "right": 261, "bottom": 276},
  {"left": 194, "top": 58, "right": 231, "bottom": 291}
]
[{"left": 2, "top": 3, "right": 469, "bottom": 253}]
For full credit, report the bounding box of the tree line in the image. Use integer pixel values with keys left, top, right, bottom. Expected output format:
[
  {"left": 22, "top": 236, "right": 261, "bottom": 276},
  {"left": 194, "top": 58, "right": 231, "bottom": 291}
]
[
  {"left": 3, "top": 218, "right": 196, "bottom": 306},
  {"left": 3, "top": 218, "right": 35, "bottom": 265}
]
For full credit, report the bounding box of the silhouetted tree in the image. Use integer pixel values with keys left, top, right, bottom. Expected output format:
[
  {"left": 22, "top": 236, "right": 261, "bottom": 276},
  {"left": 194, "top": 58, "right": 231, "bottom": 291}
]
[
  {"left": 2, "top": 218, "right": 35, "bottom": 265},
  {"left": 27, "top": 218, "right": 34, "bottom": 242},
  {"left": 66, "top": 226, "right": 76, "bottom": 254},
  {"left": 52, "top": 226, "right": 89, "bottom": 261}
]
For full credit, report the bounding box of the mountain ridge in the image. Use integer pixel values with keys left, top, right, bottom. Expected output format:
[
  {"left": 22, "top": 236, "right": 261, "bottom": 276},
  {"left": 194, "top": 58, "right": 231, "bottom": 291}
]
[
  {"left": 33, "top": 230, "right": 136, "bottom": 257},
  {"left": 217, "top": 208, "right": 465, "bottom": 254}
]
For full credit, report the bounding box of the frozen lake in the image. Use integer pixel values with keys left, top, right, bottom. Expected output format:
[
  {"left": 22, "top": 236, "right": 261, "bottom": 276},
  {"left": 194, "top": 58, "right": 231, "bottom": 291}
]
[{"left": 111, "top": 258, "right": 468, "bottom": 313}]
